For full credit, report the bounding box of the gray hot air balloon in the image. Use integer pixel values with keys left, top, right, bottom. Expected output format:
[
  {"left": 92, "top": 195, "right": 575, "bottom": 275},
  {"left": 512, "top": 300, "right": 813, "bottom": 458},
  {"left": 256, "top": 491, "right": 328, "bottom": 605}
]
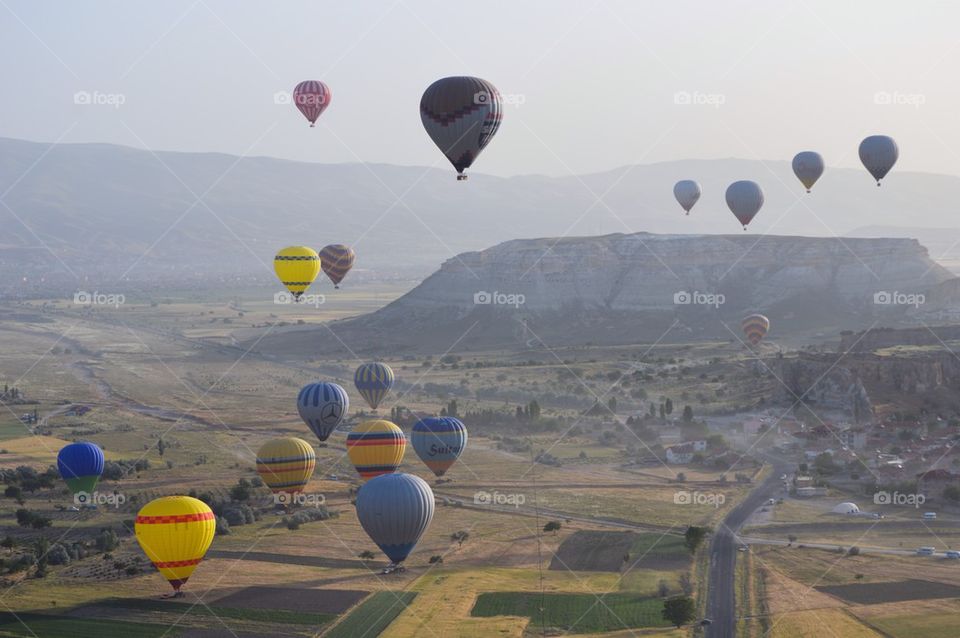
[
  {"left": 673, "top": 180, "right": 701, "bottom": 215},
  {"left": 859, "top": 135, "right": 898, "bottom": 186},
  {"left": 420, "top": 76, "right": 503, "bottom": 180},
  {"left": 356, "top": 473, "right": 434, "bottom": 567},
  {"left": 791, "top": 151, "right": 824, "bottom": 193},
  {"left": 725, "top": 181, "right": 764, "bottom": 230}
]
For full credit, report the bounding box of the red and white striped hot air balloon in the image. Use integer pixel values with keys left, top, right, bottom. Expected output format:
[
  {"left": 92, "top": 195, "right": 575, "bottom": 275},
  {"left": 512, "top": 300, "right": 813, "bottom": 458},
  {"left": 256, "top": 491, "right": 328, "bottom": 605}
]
[{"left": 293, "top": 81, "right": 331, "bottom": 127}]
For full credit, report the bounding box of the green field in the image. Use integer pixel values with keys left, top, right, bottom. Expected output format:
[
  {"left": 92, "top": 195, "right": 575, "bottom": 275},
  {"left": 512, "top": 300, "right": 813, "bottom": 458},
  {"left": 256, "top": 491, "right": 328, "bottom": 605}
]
[
  {"left": 0, "top": 613, "right": 176, "bottom": 638},
  {"left": 100, "top": 597, "right": 337, "bottom": 626},
  {"left": 471, "top": 592, "right": 671, "bottom": 633},
  {"left": 868, "top": 613, "right": 960, "bottom": 637},
  {"left": 325, "top": 591, "right": 418, "bottom": 638},
  {"left": 630, "top": 533, "right": 690, "bottom": 560}
]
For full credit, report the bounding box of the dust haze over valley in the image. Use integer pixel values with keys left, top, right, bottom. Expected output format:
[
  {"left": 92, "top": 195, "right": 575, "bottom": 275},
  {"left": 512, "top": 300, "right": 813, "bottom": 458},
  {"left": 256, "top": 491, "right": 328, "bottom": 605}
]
[{"left": 7, "top": 3, "right": 960, "bottom": 638}]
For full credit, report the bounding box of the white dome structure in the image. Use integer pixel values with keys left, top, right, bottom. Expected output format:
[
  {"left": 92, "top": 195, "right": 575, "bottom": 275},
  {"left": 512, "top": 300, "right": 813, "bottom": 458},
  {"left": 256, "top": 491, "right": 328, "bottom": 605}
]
[{"left": 832, "top": 502, "right": 860, "bottom": 514}]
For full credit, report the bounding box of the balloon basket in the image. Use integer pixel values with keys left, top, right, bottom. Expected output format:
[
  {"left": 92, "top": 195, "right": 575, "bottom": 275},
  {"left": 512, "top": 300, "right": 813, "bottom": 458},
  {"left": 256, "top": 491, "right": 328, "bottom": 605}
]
[{"left": 456, "top": 174, "right": 468, "bottom": 181}]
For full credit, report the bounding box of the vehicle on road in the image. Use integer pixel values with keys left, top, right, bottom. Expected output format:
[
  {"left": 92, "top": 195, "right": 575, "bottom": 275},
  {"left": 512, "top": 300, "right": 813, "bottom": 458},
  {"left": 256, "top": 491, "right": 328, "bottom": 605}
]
[
  {"left": 946, "top": 550, "right": 960, "bottom": 559},
  {"left": 766, "top": 498, "right": 776, "bottom": 505},
  {"left": 917, "top": 547, "right": 937, "bottom": 556},
  {"left": 780, "top": 474, "right": 787, "bottom": 480},
  {"left": 924, "top": 512, "right": 937, "bottom": 520},
  {"left": 701, "top": 618, "right": 713, "bottom": 626},
  {"left": 738, "top": 545, "right": 749, "bottom": 552}
]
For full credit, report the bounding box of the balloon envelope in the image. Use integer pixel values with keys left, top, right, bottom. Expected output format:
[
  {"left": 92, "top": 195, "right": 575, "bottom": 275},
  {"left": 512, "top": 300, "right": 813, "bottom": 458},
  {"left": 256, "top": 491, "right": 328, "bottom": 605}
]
[
  {"left": 135, "top": 496, "right": 215, "bottom": 592},
  {"left": 741, "top": 314, "right": 770, "bottom": 345},
  {"left": 420, "top": 76, "right": 502, "bottom": 179},
  {"left": 356, "top": 473, "right": 434, "bottom": 564},
  {"left": 57, "top": 441, "right": 104, "bottom": 496},
  {"left": 293, "top": 80, "right": 331, "bottom": 126},
  {"left": 725, "top": 181, "right": 764, "bottom": 229},
  {"left": 411, "top": 417, "right": 467, "bottom": 477},
  {"left": 673, "top": 180, "right": 701, "bottom": 214},
  {"left": 859, "top": 135, "right": 898, "bottom": 185},
  {"left": 346, "top": 419, "right": 406, "bottom": 480},
  {"left": 256, "top": 437, "right": 316, "bottom": 493},
  {"left": 792, "top": 152, "right": 824, "bottom": 192},
  {"left": 354, "top": 362, "right": 394, "bottom": 409},
  {"left": 297, "top": 382, "right": 349, "bottom": 442},
  {"left": 274, "top": 246, "right": 320, "bottom": 300},
  {"left": 319, "top": 244, "right": 355, "bottom": 288}
]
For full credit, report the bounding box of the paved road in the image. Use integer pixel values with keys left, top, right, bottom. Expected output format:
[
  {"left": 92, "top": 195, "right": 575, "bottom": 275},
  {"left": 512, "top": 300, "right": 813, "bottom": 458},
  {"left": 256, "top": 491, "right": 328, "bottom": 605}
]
[{"left": 705, "top": 461, "right": 788, "bottom": 638}]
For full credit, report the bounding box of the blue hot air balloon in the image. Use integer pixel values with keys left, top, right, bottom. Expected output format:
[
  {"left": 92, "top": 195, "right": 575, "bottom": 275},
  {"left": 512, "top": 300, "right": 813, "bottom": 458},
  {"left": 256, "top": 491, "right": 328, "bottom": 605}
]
[
  {"left": 354, "top": 362, "right": 394, "bottom": 410},
  {"left": 411, "top": 417, "right": 467, "bottom": 477},
  {"left": 356, "top": 473, "right": 434, "bottom": 565},
  {"left": 297, "top": 382, "right": 349, "bottom": 442},
  {"left": 57, "top": 441, "right": 104, "bottom": 499}
]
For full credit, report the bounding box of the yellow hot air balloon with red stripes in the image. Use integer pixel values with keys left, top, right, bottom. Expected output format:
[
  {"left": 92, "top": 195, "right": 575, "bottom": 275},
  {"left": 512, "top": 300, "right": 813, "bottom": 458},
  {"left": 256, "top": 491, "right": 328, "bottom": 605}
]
[
  {"left": 135, "top": 496, "right": 215, "bottom": 595},
  {"left": 741, "top": 314, "right": 770, "bottom": 346},
  {"left": 256, "top": 437, "right": 316, "bottom": 494},
  {"left": 346, "top": 420, "right": 406, "bottom": 480}
]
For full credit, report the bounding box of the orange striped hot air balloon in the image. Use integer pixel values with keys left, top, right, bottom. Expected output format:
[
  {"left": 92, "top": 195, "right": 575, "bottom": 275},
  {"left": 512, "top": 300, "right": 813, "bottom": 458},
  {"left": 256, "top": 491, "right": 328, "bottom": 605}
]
[
  {"left": 135, "top": 496, "right": 215, "bottom": 595},
  {"left": 319, "top": 244, "right": 355, "bottom": 289},
  {"left": 346, "top": 420, "right": 406, "bottom": 480},
  {"left": 256, "top": 437, "right": 316, "bottom": 494},
  {"left": 741, "top": 314, "right": 770, "bottom": 346}
]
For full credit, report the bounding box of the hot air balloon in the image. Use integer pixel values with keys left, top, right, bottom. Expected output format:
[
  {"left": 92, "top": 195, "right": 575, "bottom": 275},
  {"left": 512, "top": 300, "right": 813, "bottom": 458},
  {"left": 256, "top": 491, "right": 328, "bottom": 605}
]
[
  {"left": 292, "top": 80, "right": 331, "bottom": 127},
  {"left": 673, "top": 180, "right": 701, "bottom": 215},
  {"left": 420, "top": 76, "right": 503, "bottom": 180},
  {"left": 354, "top": 362, "right": 394, "bottom": 410},
  {"left": 274, "top": 246, "right": 320, "bottom": 300},
  {"left": 57, "top": 441, "right": 104, "bottom": 503},
  {"left": 792, "top": 152, "right": 824, "bottom": 193},
  {"left": 725, "top": 181, "right": 764, "bottom": 230},
  {"left": 356, "top": 472, "right": 434, "bottom": 568},
  {"left": 297, "top": 382, "right": 349, "bottom": 442},
  {"left": 319, "top": 244, "right": 355, "bottom": 289},
  {"left": 741, "top": 314, "right": 770, "bottom": 346},
  {"left": 859, "top": 135, "right": 898, "bottom": 186},
  {"left": 135, "top": 496, "right": 215, "bottom": 596},
  {"left": 256, "top": 437, "right": 316, "bottom": 494},
  {"left": 346, "top": 419, "right": 406, "bottom": 480},
  {"left": 411, "top": 417, "right": 467, "bottom": 478}
]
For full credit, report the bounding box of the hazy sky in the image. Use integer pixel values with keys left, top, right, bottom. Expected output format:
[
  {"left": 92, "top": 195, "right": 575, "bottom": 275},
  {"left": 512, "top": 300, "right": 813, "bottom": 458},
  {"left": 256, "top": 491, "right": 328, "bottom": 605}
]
[{"left": 3, "top": 1, "right": 960, "bottom": 177}]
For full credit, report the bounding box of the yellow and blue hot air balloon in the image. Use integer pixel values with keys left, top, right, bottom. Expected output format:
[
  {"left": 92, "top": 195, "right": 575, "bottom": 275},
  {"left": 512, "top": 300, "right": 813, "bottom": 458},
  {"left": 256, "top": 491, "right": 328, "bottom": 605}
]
[
  {"left": 256, "top": 437, "right": 316, "bottom": 494},
  {"left": 356, "top": 472, "right": 434, "bottom": 565},
  {"left": 411, "top": 417, "right": 467, "bottom": 478},
  {"left": 57, "top": 441, "right": 104, "bottom": 501},
  {"left": 135, "top": 496, "right": 215, "bottom": 595},
  {"left": 354, "top": 362, "right": 394, "bottom": 410},
  {"left": 274, "top": 246, "right": 321, "bottom": 300},
  {"left": 346, "top": 420, "right": 405, "bottom": 480}
]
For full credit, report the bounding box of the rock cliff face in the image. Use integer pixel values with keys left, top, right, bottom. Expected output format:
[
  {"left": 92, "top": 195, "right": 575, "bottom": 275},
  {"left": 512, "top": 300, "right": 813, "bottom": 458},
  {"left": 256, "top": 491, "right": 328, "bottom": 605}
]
[{"left": 255, "top": 232, "right": 957, "bottom": 355}]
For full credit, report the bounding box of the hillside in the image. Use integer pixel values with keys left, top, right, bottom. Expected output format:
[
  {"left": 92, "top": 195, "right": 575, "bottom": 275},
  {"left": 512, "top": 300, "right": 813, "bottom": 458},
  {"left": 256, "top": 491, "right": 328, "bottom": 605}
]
[{"left": 252, "top": 232, "right": 957, "bottom": 356}]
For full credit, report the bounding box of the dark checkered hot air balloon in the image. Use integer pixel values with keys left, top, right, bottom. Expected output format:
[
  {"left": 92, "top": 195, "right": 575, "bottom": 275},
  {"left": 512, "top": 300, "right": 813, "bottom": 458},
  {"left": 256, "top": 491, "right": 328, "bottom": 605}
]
[{"left": 319, "top": 244, "right": 355, "bottom": 289}]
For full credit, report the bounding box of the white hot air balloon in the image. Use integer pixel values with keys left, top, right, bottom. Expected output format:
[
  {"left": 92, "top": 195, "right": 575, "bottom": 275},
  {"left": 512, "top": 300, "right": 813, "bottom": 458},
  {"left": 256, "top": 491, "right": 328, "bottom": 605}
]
[{"left": 673, "top": 180, "right": 701, "bottom": 215}]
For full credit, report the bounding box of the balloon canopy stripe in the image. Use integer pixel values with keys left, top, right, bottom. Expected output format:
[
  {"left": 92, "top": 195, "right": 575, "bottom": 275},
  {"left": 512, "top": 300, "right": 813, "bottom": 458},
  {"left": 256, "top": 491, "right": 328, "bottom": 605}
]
[
  {"left": 153, "top": 557, "right": 203, "bottom": 568},
  {"left": 136, "top": 512, "right": 215, "bottom": 525}
]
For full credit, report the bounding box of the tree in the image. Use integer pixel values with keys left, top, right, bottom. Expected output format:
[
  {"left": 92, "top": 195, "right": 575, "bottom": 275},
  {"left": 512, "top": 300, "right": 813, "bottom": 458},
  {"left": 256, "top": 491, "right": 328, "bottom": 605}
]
[
  {"left": 157, "top": 437, "right": 166, "bottom": 458},
  {"left": 665, "top": 398, "right": 673, "bottom": 415},
  {"left": 358, "top": 550, "right": 376, "bottom": 560},
  {"left": 657, "top": 579, "right": 670, "bottom": 597},
  {"left": 684, "top": 526, "right": 708, "bottom": 554},
  {"left": 607, "top": 397, "right": 617, "bottom": 413},
  {"left": 682, "top": 405, "right": 694, "bottom": 422},
  {"left": 229, "top": 481, "right": 251, "bottom": 502},
  {"left": 544, "top": 520, "right": 562, "bottom": 535},
  {"left": 33, "top": 536, "right": 50, "bottom": 578},
  {"left": 787, "top": 534, "right": 797, "bottom": 545},
  {"left": 451, "top": 530, "right": 470, "bottom": 547},
  {"left": 944, "top": 486, "right": 960, "bottom": 502},
  {"left": 662, "top": 595, "right": 695, "bottom": 628}
]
